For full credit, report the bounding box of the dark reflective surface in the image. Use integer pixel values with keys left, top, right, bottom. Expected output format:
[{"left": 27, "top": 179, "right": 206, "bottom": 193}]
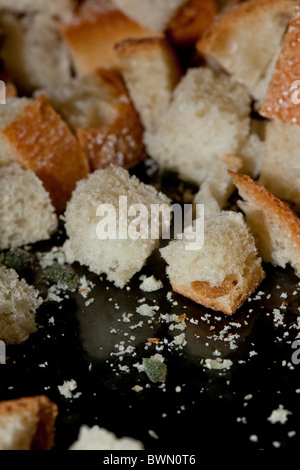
[{"left": 1, "top": 221, "right": 300, "bottom": 451}]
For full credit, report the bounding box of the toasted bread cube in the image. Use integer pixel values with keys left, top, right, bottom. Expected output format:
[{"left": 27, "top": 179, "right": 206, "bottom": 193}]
[
  {"left": 0, "top": 266, "right": 42, "bottom": 345},
  {"left": 231, "top": 171, "right": 300, "bottom": 276},
  {"left": 160, "top": 211, "right": 265, "bottom": 316},
  {"left": 113, "top": 0, "right": 187, "bottom": 33},
  {"left": 0, "top": 396, "right": 58, "bottom": 450},
  {"left": 61, "top": 0, "right": 153, "bottom": 76},
  {"left": 0, "top": 12, "right": 73, "bottom": 94},
  {"left": 145, "top": 66, "right": 251, "bottom": 185},
  {"left": 259, "top": 119, "right": 300, "bottom": 210},
  {"left": 260, "top": 2, "right": 300, "bottom": 124},
  {"left": 0, "top": 163, "right": 58, "bottom": 249},
  {"left": 0, "top": 95, "right": 89, "bottom": 213},
  {"left": 115, "top": 37, "right": 182, "bottom": 133},
  {"left": 64, "top": 166, "right": 171, "bottom": 288},
  {"left": 40, "top": 69, "right": 145, "bottom": 172},
  {"left": 166, "top": 0, "right": 217, "bottom": 50},
  {"left": 197, "top": 0, "right": 295, "bottom": 106}
]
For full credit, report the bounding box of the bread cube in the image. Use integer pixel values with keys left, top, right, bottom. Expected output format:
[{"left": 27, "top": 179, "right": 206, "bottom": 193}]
[
  {"left": 145, "top": 66, "right": 251, "bottom": 184},
  {"left": 64, "top": 166, "right": 171, "bottom": 288},
  {"left": 160, "top": 211, "right": 265, "bottom": 315},
  {"left": 0, "top": 266, "right": 42, "bottom": 344}
]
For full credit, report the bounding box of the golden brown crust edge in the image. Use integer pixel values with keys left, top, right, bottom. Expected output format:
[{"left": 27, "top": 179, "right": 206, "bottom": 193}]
[
  {"left": 229, "top": 171, "right": 300, "bottom": 244},
  {"left": 2, "top": 94, "right": 89, "bottom": 213},
  {"left": 171, "top": 267, "right": 265, "bottom": 316},
  {"left": 77, "top": 68, "right": 145, "bottom": 171},
  {"left": 0, "top": 395, "right": 58, "bottom": 450},
  {"left": 259, "top": 2, "right": 300, "bottom": 124}
]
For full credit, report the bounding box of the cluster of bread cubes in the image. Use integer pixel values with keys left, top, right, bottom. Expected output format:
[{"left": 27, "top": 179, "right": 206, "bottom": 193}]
[
  {"left": 1, "top": 0, "right": 300, "bottom": 451},
  {"left": 1, "top": 0, "right": 300, "bottom": 343}
]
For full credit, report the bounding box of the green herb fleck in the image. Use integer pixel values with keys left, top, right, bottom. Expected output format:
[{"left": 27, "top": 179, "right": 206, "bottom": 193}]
[
  {"left": 0, "top": 249, "right": 33, "bottom": 272},
  {"left": 43, "top": 264, "right": 79, "bottom": 290},
  {"left": 143, "top": 356, "right": 167, "bottom": 383}
]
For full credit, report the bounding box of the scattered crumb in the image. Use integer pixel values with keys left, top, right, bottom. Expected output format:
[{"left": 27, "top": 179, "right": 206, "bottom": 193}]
[
  {"left": 139, "top": 275, "right": 163, "bottom": 292},
  {"left": 268, "top": 405, "right": 291, "bottom": 424},
  {"left": 202, "top": 358, "right": 233, "bottom": 370},
  {"left": 58, "top": 379, "right": 81, "bottom": 399}
]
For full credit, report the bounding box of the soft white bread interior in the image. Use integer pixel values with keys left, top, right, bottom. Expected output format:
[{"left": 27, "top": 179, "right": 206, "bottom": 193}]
[
  {"left": 259, "top": 119, "right": 300, "bottom": 210},
  {"left": 196, "top": 0, "right": 296, "bottom": 107},
  {"left": 193, "top": 154, "right": 242, "bottom": 217},
  {"left": 260, "top": 2, "right": 300, "bottom": 124},
  {"left": 145, "top": 66, "right": 251, "bottom": 185},
  {"left": 230, "top": 171, "right": 300, "bottom": 276},
  {"left": 0, "top": 163, "right": 58, "bottom": 250},
  {"left": 160, "top": 211, "right": 265, "bottom": 315},
  {"left": 0, "top": 95, "right": 89, "bottom": 213},
  {"left": 0, "top": 266, "right": 42, "bottom": 345},
  {"left": 61, "top": 0, "right": 154, "bottom": 76},
  {"left": 0, "top": 12, "right": 73, "bottom": 93},
  {"left": 0, "top": 0, "right": 75, "bottom": 21},
  {"left": 238, "top": 121, "right": 265, "bottom": 179},
  {"left": 64, "top": 166, "right": 171, "bottom": 289},
  {"left": 115, "top": 37, "right": 182, "bottom": 134},
  {"left": 69, "top": 425, "right": 144, "bottom": 450},
  {"left": 113, "top": 0, "right": 187, "bottom": 33},
  {"left": 0, "top": 395, "right": 58, "bottom": 450}
]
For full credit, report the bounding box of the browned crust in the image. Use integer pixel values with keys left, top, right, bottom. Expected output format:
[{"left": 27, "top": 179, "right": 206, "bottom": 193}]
[
  {"left": 259, "top": 2, "right": 300, "bottom": 123},
  {"left": 196, "top": 0, "right": 295, "bottom": 56},
  {"left": 2, "top": 94, "right": 89, "bottom": 213},
  {"left": 115, "top": 36, "right": 173, "bottom": 56},
  {"left": 166, "top": 0, "right": 217, "bottom": 48},
  {"left": 171, "top": 269, "right": 265, "bottom": 316},
  {"left": 77, "top": 69, "right": 145, "bottom": 171},
  {"left": 61, "top": 0, "right": 154, "bottom": 74},
  {"left": 114, "top": 36, "right": 182, "bottom": 81},
  {"left": 0, "top": 395, "right": 58, "bottom": 450},
  {"left": 0, "top": 70, "right": 17, "bottom": 98},
  {"left": 229, "top": 171, "right": 300, "bottom": 246}
]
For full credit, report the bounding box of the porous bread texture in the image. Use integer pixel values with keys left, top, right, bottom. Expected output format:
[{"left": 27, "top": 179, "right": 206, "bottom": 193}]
[
  {"left": 260, "top": 3, "right": 300, "bottom": 124},
  {"left": 61, "top": 0, "right": 153, "bottom": 75},
  {"left": 0, "top": 97, "right": 31, "bottom": 167},
  {"left": 0, "top": 95, "right": 89, "bottom": 213},
  {"left": 69, "top": 425, "right": 144, "bottom": 450},
  {"left": 230, "top": 172, "right": 300, "bottom": 277},
  {"left": 145, "top": 66, "right": 251, "bottom": 185},
  {"left": 39, "top": 69, "right": 145, "bottom": 172},
  {"left": 193, "top": 154, "right": 242, "bottom": 217},
  {"left": 0, "top": 395, "right": 58, "bottom": 450},
  {"left": 0, "top": 266, "right": 42, "bottom": 344},
  {"left": 0, "top": 12, "right": 72, "bottom": 93},
  {"left": 38, "top": 72, "right": 120, "bottom": 133},
  {"left": 160, "top": 211, "right": 265, "bottom": 315},
  {"left": 239, "top": 129, "right": 265, "bottom": 179},
  {"left": 64, "top": 166, "right": 171, "bottom": 288},
  {"left": 196, "top": 0, "right": 296, "bottom": 106},
  {"left": 0, "top": 0, "right": 75, "bottom": 21},
  {"left": 115, "top": 37, "right": 182, "bottom": 134},
  {"left": 113, "top": 0, "right": 187, "bottom": 33},
  {"left": 259, "top": 119, "right": 300, "bottom": 210},
  {"left": 0, "top": 163, "right": 58, "bottom": 250}
]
